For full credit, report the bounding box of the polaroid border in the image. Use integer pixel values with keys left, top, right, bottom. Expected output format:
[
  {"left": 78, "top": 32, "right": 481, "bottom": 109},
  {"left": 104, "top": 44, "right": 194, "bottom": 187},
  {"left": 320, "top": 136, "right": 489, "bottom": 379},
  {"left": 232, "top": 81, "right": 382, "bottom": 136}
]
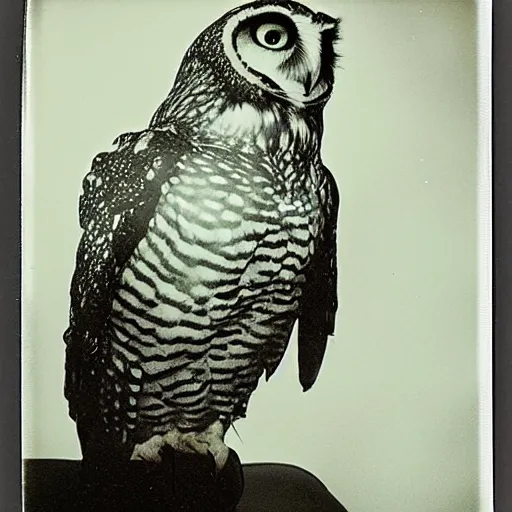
[
  {"left": 1, "top": 1, "right": 508, "bottom": 511},
  {"left": 0, "top": 0, "right": 24, "bottom": 511},
  {"left": 492, "top": 1, "right": 512, "bottom": 511}
]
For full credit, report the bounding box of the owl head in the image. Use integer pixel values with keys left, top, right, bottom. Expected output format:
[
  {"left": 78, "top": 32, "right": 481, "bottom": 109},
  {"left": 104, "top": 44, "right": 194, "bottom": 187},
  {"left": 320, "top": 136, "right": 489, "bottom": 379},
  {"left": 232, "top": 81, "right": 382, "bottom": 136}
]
[
  {"left": 213, "top": 0, "right": 340, "bottom": 106},
  {"left": 152, "top": 0, "right": 340, "bottom": 129}
]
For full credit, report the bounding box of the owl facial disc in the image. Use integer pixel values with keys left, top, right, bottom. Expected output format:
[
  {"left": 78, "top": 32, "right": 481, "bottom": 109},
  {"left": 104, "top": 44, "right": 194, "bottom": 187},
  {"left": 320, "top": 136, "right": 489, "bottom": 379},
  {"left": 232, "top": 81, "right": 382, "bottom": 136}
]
[{"left": 222, "top": 2, "right": 340, "bottom": 107}]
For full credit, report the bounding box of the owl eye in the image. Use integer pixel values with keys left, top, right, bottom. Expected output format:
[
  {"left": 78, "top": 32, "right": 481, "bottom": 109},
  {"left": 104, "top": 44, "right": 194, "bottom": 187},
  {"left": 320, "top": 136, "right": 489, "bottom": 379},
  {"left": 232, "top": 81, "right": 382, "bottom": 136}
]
[{"left": 254, "top": 23, "right": 290, "bottom": 50}]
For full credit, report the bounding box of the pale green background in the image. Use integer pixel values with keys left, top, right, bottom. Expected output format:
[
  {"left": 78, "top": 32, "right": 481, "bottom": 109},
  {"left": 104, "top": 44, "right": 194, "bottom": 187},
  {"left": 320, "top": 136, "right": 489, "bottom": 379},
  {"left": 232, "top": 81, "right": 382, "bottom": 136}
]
[{"left": 23, "top": 1, "right": 479, "bottom": 511}]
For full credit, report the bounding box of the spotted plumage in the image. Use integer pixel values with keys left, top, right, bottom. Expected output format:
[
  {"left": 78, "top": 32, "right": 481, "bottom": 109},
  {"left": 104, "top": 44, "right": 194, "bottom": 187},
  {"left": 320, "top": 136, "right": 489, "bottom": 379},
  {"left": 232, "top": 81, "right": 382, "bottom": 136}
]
[{"left": 64, "top": 0, "right": 340, "bottom": 470}]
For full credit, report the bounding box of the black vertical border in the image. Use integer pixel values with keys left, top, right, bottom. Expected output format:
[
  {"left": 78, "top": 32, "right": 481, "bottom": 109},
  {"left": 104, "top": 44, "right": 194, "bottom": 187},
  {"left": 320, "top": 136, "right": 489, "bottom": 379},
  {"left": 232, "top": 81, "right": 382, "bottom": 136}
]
[
  {"left": 0, "top": 0, "right": 24, "bottom": 511},
  {"left": 493, "top": 1, "right": 512, "bottom": 511}
]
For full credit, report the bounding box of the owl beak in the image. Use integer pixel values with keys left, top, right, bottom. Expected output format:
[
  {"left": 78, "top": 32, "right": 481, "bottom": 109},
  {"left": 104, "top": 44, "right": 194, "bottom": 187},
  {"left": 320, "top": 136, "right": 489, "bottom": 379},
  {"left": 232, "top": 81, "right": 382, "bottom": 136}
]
[
  {"left": 301, "top": 14, "right": 339, "bottom": 98},
  {"left": 303, "top": 67, "right": 322, "bottom": 97}
]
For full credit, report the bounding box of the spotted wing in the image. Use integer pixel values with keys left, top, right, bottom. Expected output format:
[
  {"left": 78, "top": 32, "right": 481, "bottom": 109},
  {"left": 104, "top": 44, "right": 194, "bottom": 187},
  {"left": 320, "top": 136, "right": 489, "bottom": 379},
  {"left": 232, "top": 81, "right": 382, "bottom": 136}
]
[
  {"left": 298, "top": 166, "right": 339, "bottom": 391},
  {"left": 64, "top": 128, "right": 190, "bottom": 424}
]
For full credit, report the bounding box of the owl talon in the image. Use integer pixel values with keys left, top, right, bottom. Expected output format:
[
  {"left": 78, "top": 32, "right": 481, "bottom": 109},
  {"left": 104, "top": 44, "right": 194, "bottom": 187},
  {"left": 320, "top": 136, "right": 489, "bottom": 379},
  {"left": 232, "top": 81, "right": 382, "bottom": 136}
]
[
  {"left": 196, "top": 420, "right": 229, "bottom": 471},
  {"left": 207, "top": 442, "right": 230, "bottom": 472}
]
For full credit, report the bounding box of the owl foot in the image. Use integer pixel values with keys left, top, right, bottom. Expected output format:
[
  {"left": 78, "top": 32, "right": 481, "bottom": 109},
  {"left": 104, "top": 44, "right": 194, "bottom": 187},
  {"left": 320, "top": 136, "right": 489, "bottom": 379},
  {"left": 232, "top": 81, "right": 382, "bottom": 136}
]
[
  {"left": 130, "top": 421, "right": 229, "bottom": 471},
  {"left": 164, "top": 420, "right": 229, "bottom": 472}
]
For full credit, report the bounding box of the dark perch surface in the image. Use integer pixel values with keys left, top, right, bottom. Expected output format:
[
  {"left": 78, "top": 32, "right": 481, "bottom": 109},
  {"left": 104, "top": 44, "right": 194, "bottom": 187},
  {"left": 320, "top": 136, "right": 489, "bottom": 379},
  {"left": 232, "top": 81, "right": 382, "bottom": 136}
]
[{"left": 23, "top": 457, "right": 348, "bottom": 511}]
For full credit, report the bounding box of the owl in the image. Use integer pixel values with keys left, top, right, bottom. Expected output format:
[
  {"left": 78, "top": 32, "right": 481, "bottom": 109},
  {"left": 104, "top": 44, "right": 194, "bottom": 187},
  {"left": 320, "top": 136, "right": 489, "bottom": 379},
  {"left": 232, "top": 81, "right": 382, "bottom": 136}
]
[{"left": 64, "top": 0, "right": 340, "bottom": 473}]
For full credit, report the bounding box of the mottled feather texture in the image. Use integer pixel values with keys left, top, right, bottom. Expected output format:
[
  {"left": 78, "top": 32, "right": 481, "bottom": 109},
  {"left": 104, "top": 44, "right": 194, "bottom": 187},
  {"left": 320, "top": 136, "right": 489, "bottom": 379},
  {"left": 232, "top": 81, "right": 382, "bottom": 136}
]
[{"left": 64, "top": 0, "right": 340, "bottom": 464}]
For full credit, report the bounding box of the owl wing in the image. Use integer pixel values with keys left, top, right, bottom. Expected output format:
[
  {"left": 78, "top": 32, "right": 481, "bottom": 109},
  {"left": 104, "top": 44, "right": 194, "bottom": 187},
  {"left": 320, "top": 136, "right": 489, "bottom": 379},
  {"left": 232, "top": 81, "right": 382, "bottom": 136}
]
[
  {"left": 297, "top": 165, "right": 339, "bottom": 391},
  {"left": 64, "top": 127, "right": 190, "bottom": 422}
]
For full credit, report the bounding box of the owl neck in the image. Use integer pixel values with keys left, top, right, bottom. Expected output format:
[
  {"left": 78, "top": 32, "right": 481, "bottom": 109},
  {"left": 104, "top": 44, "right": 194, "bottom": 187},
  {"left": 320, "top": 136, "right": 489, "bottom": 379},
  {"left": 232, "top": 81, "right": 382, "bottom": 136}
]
[
  {"left": 203, "top": 101, "right": 323, "bottom": 157},
  {"left": 150, "top": 68, "right": 325, "bottom": 159}
]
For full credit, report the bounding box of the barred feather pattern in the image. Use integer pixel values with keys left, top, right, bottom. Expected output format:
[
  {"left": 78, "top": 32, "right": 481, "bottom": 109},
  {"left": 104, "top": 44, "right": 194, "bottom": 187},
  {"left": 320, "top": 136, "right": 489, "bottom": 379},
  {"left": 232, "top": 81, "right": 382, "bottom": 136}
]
[{"left": 104, "top": 132, "right": 329, "bottom": 443}]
